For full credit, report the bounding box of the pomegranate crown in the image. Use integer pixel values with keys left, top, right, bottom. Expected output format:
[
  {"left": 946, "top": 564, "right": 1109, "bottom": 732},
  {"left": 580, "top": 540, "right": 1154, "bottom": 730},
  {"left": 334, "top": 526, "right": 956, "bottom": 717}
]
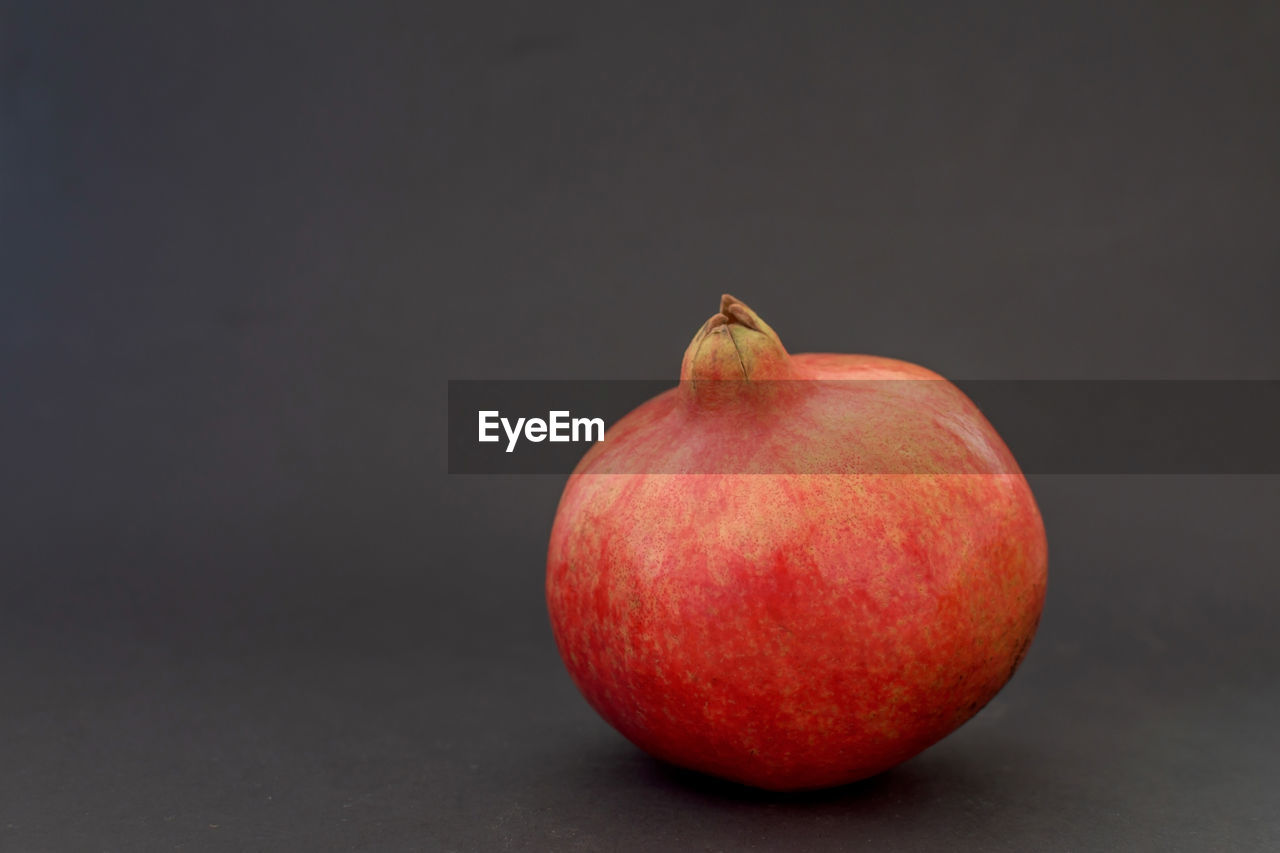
[{"left": 680, "top": 294, "right": 793, "bottom": 387}]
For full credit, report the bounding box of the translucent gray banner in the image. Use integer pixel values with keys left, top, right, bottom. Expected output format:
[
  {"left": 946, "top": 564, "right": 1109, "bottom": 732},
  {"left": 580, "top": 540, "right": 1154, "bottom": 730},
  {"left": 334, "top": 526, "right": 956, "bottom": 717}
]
[{"left": 448, "top": 380, "right": 1280, "bottom": 474}]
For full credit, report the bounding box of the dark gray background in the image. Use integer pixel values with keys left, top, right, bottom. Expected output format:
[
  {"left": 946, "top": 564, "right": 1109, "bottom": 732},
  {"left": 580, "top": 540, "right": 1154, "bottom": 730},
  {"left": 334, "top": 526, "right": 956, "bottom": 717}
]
[{"left": 3, "top": 2, "right": 1278, "bottom": 850}]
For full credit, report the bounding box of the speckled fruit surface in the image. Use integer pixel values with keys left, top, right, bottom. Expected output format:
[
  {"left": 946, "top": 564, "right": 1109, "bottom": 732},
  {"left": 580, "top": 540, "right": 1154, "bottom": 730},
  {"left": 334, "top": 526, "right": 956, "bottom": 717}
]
[{"left": 546, "top": 295, "right": 1048, "bottom": 791}]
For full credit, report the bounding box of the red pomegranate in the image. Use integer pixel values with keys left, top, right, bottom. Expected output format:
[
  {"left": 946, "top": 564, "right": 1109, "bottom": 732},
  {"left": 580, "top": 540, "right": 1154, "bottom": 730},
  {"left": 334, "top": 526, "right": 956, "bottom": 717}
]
[{"left": 546, "top": 295, "right": 1047, "bottom": 791}]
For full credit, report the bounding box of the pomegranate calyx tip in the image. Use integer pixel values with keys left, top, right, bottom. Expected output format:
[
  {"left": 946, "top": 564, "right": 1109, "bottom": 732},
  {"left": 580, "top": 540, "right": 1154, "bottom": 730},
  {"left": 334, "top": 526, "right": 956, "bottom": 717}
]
[{"left": 718, "top": 294, "right": 760, "bottom": 331}]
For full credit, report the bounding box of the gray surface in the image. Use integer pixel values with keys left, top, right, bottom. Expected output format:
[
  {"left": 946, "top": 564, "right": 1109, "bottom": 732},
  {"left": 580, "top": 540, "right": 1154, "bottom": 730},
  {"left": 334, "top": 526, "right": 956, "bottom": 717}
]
[{"left": 3, "top": 2, "right": 1279, "bottom": 850}]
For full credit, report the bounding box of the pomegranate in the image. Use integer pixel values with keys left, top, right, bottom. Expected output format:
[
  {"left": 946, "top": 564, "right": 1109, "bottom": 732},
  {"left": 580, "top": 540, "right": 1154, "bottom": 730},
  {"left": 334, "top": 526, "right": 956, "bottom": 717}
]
[{"left": 546, "top": 295, "right": 1047, "bottom": 791}]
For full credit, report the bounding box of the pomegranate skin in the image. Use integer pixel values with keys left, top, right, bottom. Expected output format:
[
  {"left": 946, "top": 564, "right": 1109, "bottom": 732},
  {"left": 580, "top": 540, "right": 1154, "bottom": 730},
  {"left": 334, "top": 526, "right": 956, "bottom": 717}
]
[{"left": 546, "top": 297, "right": 1048, "bottom": 791}]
